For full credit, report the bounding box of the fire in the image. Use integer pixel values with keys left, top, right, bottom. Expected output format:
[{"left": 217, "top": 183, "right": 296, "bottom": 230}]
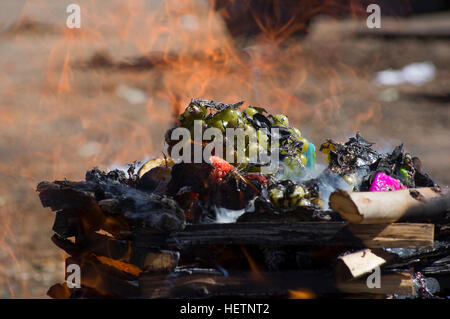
[
  {"left": 288, "top": 288, "right": 317, "bottom": 299},
  {"left": 241, "top": 245, "right": 265, "bottom": 282},
  {"left": 94, "top": 255, "right": 142, "bottom": 277},
  {"left": 57, "top": 50, "right": 73, "bottom": 94},
  {"left": 352, "top": 103, "right": 382, "bottom": 131},
  {"left": 0, "top": 0, "right": 384, "bottom": 297}
]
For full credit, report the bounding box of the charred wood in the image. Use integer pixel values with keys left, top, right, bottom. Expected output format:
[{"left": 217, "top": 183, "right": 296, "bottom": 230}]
[{"left": 133, "top": 222, "right": 434, "bottom": 249}]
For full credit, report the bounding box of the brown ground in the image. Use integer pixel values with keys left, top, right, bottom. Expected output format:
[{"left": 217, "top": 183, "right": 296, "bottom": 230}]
[{"left": 0, "top": 1, "right": 448, "bottom": 298}]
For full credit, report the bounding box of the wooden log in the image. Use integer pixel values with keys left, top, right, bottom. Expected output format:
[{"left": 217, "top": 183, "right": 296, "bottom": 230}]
[
  {"left": 47, "top": 283, "right": 72, "bottom": 299},
  {"left": 65, "top": 256, "right": 140, "bottom": 297},
  {"left": 347, "top": 223, "right": 434, "bottom": 248},
  {"left": 421, "top": 255, "right": 450, "bottom": 276},
  {"left": 37, "top": 181, "right": 106, "bottom": 234},
  {"left": 143, "top": 251, "right": 180, "bottom": 273},
  {"left": 356, "top": 240, "right": 450, "bottom": 276},
  {"left": 329, "top": 187, "right": 446, "bottom": 224},
  {"left": 52, "top": 210, "right": 80, "bottom": 238},
  {"left": 336, "top": 272, "right": 414, "bottom": 296},
  {"left": 335, "top": 249, "right": 389, "bottom": 280},
  {"left": 133, "top": 222, "right": 434, "bottom": 249},
  {"left": 76, "top": 232, "right": 180, "bottom": 272},
  {"left": 37, "top": 170, "right": 186, "bottom": 233},
  {"left": 139, "top": 269, "right": 338, "bottom": 298},
  {"left": 237, "top": 206, "right": 334, "bottom": 222},
  {"left": 76, "top": 232, "right": 132, "bottom": 261},
  {"left": 51, "top": 234, "right": 84, "bottom": 256},
  {"left": 140, "top": 268, "right": 415, "bottom": 298}
]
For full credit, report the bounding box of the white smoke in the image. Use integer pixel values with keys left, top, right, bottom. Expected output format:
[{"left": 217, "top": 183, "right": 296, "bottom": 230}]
[{"left": 213, "top": 206, "right": 246, "bottom": 223}]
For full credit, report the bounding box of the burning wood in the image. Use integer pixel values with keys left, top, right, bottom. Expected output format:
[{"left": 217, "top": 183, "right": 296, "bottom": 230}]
[
  {"left": 38, "top": 99, "right": 449, "bottom": 299},
  {"left": 336, "top": 249, "right": 389, "bottom": 280},
  {"left": 336, "top": 272, "right": 415, "bottom": 296},
  {"left": 133, "top": 222, "right": 434, "bottom": 249}
]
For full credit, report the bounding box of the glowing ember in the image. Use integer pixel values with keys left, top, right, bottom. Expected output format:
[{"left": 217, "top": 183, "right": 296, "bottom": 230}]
[{"left": 288, "top": 289, "right": 316, "bottom": 299}]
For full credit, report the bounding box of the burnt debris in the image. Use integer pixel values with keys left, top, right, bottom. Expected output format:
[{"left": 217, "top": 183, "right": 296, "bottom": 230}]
[
  {"left": 320, "top": 132, "right": 436, "bottom": 192},
  {"left": 37, "top": 99, "right": 448, "bottom": 299}
]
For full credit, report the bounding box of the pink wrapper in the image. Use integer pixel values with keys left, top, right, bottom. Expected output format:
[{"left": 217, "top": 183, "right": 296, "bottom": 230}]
[{"left": 369, "top": 172, "right": 406, "bottom": 192}]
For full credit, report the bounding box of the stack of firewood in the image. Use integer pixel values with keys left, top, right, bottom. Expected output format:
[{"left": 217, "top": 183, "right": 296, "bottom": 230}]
[{"left": 38, "top": 168, "right": 449, "bottom": 298}]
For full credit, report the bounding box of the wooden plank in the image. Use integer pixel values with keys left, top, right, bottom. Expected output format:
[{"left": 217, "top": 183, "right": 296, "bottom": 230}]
[
  {"left": 52, "top": 210, "right": 79, "bottom": 238},
  {"left": 65, "top": 257, "right": 140, "bottom": 297},
  {"left": 336, "top": 249, "right": 389, "bottom": 280},
  {"left": 134, "top": 222, "right": 434, "bottom": 249},
  {"left": 347, "top": 223, "right": 434, "bottom": 248},
  {"left": 76, "top": 232, "right": 180, "bottom": 271},
  {"left": 76, "top": 232, "right": 133, "bottom": 261},
  {"left": 140, "top": 269, "right": 414, "bottom": 298},
  {"left": 139, "top": 270, "right": 337, "bottom": 298},
  {"left": 336, "top": 272, "right": 414, "bottom": 296}
]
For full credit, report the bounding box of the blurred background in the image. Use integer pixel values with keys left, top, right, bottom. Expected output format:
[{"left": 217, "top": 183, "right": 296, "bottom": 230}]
[{"left": 0, "top": 0, "right": 449, "bottom": 298}]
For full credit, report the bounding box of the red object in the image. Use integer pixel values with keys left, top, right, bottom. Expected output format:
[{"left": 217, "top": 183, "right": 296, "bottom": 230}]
[{"left": 209, "top": 155, "right": 235, "bottom": 182}]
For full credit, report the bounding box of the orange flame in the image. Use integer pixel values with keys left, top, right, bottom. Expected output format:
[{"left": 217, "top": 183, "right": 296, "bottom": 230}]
[
  {"left": 288, "top": 288, "right": 317, "bottom": 299},
  {"left": 0, "top": 0, "right": 384, "bottom": 297},
  {"left": 241, "top": 246, "right": 265, "bottom": 282}
]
